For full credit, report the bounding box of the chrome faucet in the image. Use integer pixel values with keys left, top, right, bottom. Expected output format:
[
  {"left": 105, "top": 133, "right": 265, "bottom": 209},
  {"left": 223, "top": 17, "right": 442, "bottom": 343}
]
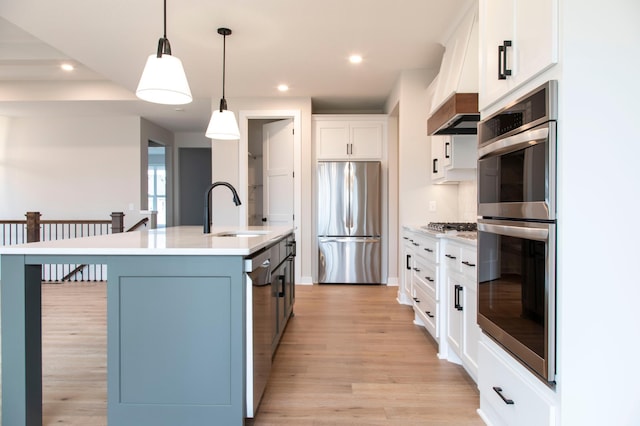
[{"left": 203, "top": 181, "right": 242, "bottom": 233}]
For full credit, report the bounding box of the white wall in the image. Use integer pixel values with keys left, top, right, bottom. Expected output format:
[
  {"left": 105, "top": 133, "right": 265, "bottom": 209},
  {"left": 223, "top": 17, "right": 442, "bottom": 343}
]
[
  {"left": 0, "top": 115, "right": 146, "bottom": 226},
  {"left": 386, "top": 69, "right": 460, "bottom": 229},
  {"left": 141, "top": 118, "right": 174, "bottom": 224},
  {"left": 556, "top": 1, "right": 640, "bottom": 424},
  {"left": 209, "top": 97, "right": 313, "bottom": 283}
]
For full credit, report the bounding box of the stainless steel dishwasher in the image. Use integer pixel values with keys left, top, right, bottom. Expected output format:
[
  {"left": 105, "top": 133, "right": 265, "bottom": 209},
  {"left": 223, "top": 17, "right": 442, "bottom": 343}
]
[{"left": 245, "top": 249, "right": 272, "bottom": 418}]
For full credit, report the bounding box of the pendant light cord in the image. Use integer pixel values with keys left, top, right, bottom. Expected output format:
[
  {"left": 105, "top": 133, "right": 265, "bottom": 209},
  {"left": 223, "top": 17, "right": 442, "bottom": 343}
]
[
  {"left": 222, "top": 32, "right": 227, "bottom": 101},
  {"left": 218, "top": 28, "right": 232, "bottom": 112},
  {"left": 163, "top": 0, "right": 167, "bottom": 39},
  {"left": 157, "top": 0, "right": 171, "bottom": 57}
]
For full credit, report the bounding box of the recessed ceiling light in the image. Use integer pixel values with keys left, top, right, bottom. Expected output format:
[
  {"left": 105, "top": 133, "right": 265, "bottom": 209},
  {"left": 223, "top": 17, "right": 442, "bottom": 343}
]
[
  {"left": 277, "top": 84, "right": 289, "bottom": 92},
  {"left": 349, "top": 55, "right": 363, "bottom": 64},
  {"left": 61, "top": 63, "right": 74, "bottom": 71}
]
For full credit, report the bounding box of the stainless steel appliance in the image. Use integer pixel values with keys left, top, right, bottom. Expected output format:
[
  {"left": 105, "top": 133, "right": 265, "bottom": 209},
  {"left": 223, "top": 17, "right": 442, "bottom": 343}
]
[
  {"left": 476, "top": 81, "right": 557, "bottom": 385},
  {"left": 317, "top": 161, "right": 381, "bottom": 284},
  {"left": 245, "top": 249, "right": 272, "bottom": 417}
]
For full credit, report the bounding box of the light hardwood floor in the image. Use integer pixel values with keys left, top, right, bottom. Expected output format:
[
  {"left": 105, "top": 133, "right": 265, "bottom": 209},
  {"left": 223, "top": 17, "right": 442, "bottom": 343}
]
[{"left": 38, "top": 282, "right": 483, "bottom": 425}]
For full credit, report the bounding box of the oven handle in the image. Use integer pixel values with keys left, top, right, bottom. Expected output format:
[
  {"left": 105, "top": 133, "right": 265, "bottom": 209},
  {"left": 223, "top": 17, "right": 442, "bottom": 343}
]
[
  {"left": 478, "top": 126, "right": 549, "bottom": 159},
  {"left": 478, "top": 222, "right": 549, "bottom": 242}
]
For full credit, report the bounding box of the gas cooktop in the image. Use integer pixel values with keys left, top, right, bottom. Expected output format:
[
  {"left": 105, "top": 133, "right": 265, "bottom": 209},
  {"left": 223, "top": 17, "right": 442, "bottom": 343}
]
[{"left": 422, "top": 222, "right": 477, "bottom": 232}]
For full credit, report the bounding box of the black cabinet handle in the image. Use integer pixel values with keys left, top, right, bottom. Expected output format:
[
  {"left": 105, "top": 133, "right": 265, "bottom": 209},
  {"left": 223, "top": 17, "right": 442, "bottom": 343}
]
[
  {"left": 425, "top": 311, "right": 435, "bottom": 318},
  {"left": 425, "top": 276, "right": 434, "bottom": 282},
  {"left": 277, "top": 274, "right": 285, "bottom": 297},
  {"left": 462, "top": 260, "right": 476, "bottom": 267},
  {"left": 406, "top": 254, "right": 412, "bottom": 270},
  {"left": 454, "top": 284, "right": 463, "bottom": 311},
  {"left": 413, "top": 267, "right": 421, "bottom": 272},
  {"left": 424, "top": 248, "right": 433, "bottom": 253},
  {"left": 493, "top": 387, "right": 514, "bottom": 405},
  {"left": 498, "top": 40, "right": 513, "bottom": 80},
  {"left": 433, "top": 158, "right": 438, "bottom": 174},
  {"left": 445, "top": 141, "right": 451, "bottom": 159},
  {"left": 445, "top": 254, "right": 457, "bottom": 259},
  {"left": 412, "top": 242, "right": 419, "bottom": 246},
  {"left": 413, "top": 297, "right": 421, "bottom": 303}
]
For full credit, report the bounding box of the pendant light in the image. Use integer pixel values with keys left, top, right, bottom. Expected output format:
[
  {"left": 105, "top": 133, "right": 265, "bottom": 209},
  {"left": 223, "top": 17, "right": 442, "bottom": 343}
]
[
  {"left": 136, "top": 0, "right": 192, "bottom": 105},
  {"left": 205, "top": 28, "right": 240, "bottom": 140}
]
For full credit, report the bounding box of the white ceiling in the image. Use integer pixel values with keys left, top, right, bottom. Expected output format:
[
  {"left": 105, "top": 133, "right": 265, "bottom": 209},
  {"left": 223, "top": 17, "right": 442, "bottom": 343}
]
[{"left": 0, "top": 0, "right": 473, "bottom": 133}]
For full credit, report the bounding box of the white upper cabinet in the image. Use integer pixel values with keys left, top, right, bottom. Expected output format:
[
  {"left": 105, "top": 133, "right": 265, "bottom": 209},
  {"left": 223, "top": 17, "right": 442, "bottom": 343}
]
[
  {"left": 479, "top": 0, "right": 559, "bottom": 110},
  {"left": 314, "top": 116, "right": 386, "bottom": 160},
  {"left": 431, "top": 135, "right": 477, "bottom": 183}
]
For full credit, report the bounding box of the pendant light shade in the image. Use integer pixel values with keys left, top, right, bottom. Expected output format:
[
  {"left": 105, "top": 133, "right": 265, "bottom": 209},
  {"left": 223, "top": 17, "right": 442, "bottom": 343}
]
[
  {"left": 136, "top": 0, "right": 192, "bottom": 105},
  {"left": 206, "top": 28, "right": 240, "bottom": 140}
]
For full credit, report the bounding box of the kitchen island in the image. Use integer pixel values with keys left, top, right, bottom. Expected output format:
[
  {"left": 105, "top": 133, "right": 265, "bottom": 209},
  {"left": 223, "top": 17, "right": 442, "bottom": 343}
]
[{"left": 0, "top": 225, "right": 294, "bottom": 426}]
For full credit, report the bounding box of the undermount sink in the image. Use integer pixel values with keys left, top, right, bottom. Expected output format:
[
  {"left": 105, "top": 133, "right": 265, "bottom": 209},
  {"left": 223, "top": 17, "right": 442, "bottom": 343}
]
[{"left": 212, "top": 230, "right": 270, "bottom": 238}]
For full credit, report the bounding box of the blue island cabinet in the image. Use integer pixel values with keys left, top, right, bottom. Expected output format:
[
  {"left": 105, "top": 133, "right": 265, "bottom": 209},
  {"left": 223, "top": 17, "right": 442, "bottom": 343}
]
[{"left": 1, "top": 253, "right": 247, "bottom": 426}]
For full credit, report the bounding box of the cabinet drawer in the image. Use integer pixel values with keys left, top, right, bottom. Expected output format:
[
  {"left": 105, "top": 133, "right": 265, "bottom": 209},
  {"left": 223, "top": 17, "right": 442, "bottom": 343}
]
[
  {"left": 413, "top": 233, "right": 439, "bottom": 263},
  {"left": 442, "top": 244, "right": 461, "bottom": 272},
  {"left": 460, "top": 246, "right": 477, "bottom": 282},
  {"left": 413, "top": 285, "right": 438, "bottom": 339},
  {"left": 479, "top": 340, "right": 556, "bottom": 426},
  {"left": 412, "top": 256, "right": 438, "bottom": 300}
]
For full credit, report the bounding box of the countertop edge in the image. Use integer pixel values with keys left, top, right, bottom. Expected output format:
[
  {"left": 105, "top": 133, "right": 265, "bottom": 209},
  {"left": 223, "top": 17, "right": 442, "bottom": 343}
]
[{"left": 0, "top": 226, "right": 295, "bottom": 256}]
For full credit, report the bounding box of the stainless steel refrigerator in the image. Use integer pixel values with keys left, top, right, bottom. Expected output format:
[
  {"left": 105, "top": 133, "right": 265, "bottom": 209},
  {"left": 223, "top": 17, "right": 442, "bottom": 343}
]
[{"left": 317, "top": 161, "right": 381, "bottom": 284}]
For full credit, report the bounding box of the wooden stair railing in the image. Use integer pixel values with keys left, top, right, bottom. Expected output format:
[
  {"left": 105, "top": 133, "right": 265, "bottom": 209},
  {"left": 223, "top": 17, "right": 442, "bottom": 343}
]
[{"left": 61, "top": 217, "right": 150, "bottom": 281}]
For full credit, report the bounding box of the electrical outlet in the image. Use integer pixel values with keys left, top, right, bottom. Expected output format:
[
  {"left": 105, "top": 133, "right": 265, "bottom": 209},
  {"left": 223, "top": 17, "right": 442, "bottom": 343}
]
[{"left": 429, "top": 201, "right": 437, "bottom": 212}]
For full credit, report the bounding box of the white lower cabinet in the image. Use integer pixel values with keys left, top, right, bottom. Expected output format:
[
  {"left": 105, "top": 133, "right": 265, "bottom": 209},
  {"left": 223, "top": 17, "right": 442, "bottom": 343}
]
[
  {"left": 412, "top": 283, "right": 438, "bottom": 338},
  {"left": 442, "top": 239, "right": 480, "bottom": 382},
  {"left": 399, "top": 228, "right": 482, "bottom": 385},
  {"left": 478, "top": 336, "right": 558, "bottom": 426},
  {"left": 399, "top": 229, "right": 417, "bottom": 305},
  {"left": 408, "top": 230, "right": 441, "bottom": 342}
]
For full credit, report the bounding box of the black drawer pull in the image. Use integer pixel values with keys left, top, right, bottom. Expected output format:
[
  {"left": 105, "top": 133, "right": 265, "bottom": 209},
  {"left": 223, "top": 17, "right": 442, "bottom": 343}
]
[
  {"left": 424, "top": 248, "right": 433, "bottom": 253},
  {"left": 413, "top": 267, "right": 421, "bottom": 272},
  {"left": 425, "top": 276, "right": 434, "bottom": 282},
  {"left": 412, "top": 242, "right": 419, "bottom": 246},
  {"left": 498, "top": 40, "right": 513, "bottom": 80},
  {"left": 445, "top": 254, "right": 457, "bottom": 259},
  {"left": 454, "top": 284, "right": 463, "bottom": 311},
  {"left": 425, "top": 311, "right": 435, "bottom": 318},
  {"left": 462, "top": 261, "right": 476, "bottom": 267},
  {"left": 492, "top": 387, "right": 514, "bottom": 405},
  {"left": 413, "top": 297, "right": 421, "bottom": 303}
]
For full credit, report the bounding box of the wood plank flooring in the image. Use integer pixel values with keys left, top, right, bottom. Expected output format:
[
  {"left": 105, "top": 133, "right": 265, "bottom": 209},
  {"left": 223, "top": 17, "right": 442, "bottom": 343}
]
[
  {"left": 35, "top": 282, "right": 482, "bottom": 425},
  {"left": 250, "top": 284, "right": 482, "bottom": 426}
]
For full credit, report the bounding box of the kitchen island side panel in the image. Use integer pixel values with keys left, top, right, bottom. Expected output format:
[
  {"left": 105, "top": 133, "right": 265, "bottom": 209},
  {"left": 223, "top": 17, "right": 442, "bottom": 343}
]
[
  {"left": 107, "top": 255, "right": 246, "bottom": 426},
  {"left": 0, "top": 255, "right": 43, "bottom": 426}
]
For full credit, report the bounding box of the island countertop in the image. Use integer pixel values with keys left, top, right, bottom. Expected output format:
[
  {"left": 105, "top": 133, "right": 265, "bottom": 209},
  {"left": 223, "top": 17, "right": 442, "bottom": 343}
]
[{"left": 0, "top": 225, "right": 295, "bottom": 256}]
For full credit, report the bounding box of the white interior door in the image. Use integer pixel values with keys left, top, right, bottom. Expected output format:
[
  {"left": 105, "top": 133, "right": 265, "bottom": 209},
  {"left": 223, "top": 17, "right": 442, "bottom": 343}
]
[{"left": 263, "top": 119, "right": 294, "bottom": 227}]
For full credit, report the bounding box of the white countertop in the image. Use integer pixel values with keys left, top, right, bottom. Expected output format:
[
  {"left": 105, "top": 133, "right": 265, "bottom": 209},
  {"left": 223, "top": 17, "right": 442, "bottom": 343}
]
[
  {"left": 403, "top": 224, "right": 477, "bottom": 246},
  {"left": 0, "top": 226, "right": 295, "bottom": 256}
]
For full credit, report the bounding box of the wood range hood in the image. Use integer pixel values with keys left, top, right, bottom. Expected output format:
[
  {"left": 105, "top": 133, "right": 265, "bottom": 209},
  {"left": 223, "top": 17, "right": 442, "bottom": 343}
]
[
  {"left": 426, "top": 5, "right": 480, "bottom": 136},
  {"left": 427, "top": 92, "right": 479, "bottom": 136}
]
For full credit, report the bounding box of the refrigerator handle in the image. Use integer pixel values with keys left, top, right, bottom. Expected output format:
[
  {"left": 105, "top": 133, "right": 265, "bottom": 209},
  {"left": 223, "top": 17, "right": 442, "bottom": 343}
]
[
  {"left": 320, "top": 237, "right": 380, "bottom": 243},
  {"left": 347, "top": 161, "right": 353, "bottom": 232}
]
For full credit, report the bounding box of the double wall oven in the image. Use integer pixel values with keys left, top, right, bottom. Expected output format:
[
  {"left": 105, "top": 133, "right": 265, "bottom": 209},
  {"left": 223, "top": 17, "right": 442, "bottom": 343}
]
[{"left": 477, "top": 81, "right": 557, "bottom": 385}]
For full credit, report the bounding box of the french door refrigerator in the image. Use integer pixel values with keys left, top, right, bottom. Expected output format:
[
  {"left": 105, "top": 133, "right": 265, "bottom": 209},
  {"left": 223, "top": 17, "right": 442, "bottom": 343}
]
[{"left": 317, "top": 161, "right": 381, "bottom": 284}]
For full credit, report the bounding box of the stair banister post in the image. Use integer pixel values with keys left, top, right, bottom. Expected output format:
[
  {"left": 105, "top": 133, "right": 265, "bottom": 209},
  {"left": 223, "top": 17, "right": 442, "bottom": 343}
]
[
  {"left": 110, "top": 212, "right": 125, "bottom": 234},
  {"left": 25, "top": 211, "right": 41, "bottom": 243}
]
